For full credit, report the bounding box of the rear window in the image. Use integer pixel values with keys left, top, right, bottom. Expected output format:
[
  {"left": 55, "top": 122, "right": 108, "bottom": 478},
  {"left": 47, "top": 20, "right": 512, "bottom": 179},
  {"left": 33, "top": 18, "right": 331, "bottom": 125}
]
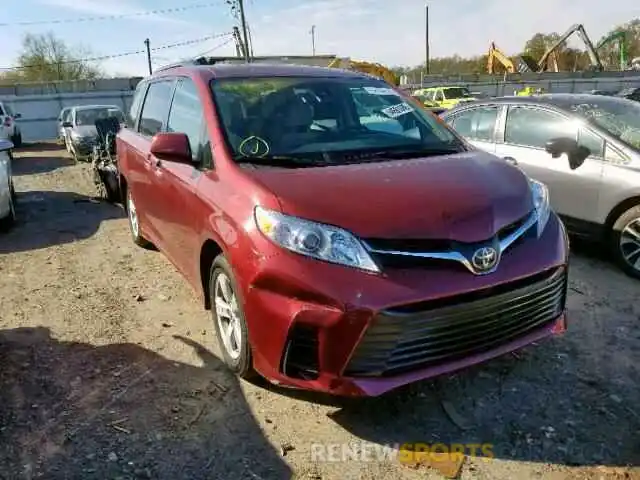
[{"left": 138, "top": 80, "right": 175, "bottom": 136}]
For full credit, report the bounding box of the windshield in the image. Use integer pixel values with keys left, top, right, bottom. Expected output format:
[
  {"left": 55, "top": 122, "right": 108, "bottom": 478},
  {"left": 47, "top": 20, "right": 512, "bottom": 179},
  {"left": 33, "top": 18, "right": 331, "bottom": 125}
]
[
  {"left": 210, "top": 76, "right": 462, "bottom": 167},
  {"left": 443, "top": 87, "right": 472, "bottom": 99},
  {"left": 74, "top": 107, "right": 123, "bottom": 126},
  {"left": 559, "top": 97, "right": 640, "bottom": 150}
]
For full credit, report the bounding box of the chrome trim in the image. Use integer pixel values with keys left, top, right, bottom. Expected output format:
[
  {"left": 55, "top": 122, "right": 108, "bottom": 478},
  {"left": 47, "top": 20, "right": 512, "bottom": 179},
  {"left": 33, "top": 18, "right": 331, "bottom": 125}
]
[{"left": 363, "top": 210, "right": 538, "bottom": 275}]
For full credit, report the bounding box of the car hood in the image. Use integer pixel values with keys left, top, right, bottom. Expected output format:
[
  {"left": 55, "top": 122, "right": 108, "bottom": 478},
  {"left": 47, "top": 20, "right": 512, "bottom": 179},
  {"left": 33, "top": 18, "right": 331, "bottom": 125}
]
[
  {"left": 72, "top": 125, "right": 97, "bottom": 137},
  {"left": 247, "top": 151, "right": 534, "bottom": 242}
]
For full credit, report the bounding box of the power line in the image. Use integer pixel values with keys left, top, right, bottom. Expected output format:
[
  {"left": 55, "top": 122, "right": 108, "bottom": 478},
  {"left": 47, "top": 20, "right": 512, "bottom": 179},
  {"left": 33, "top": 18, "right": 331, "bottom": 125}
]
[
  {"left": 191, "top": 36, "right": 236, "bottom": 58},
  {"left": 0, "top": 2, "right": 223, "bottom": 27},
  {"left": 0, "top": 33, "right": 232, "bottom": 71}
]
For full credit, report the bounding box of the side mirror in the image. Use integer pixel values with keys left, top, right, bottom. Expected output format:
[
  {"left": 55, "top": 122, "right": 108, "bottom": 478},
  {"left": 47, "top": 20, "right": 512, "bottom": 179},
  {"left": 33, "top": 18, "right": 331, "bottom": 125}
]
[
  {"left": 12, "top": 113, "right": 21, "bottom": 119},
  {"left": 544, "top": 137, "right": 590, "bottom": 170},
  {"left": 62, "top": 121, "right": 73, "bottom": 128},
  {"left": 150, "top": 132, "right": 193, "bottom": 165}
]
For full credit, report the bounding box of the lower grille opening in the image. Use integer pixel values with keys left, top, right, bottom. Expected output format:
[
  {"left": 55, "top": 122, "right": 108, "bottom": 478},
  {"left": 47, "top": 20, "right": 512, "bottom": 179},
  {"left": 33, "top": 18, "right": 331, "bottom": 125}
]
[
  {"left": 281, "top": 323, "right": 320, "bottom": 380},
  {"left": 344, "top": 267, "right": 567, "bottom": 377}
]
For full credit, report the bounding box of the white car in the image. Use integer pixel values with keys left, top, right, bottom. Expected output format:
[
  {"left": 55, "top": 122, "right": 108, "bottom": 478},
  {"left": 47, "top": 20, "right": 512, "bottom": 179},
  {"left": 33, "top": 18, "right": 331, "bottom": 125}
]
[
  {"left": 0, "top": 139, "right": 15, "bottom": 230},
  {"left": 0, "top": 101, "right": 22, "bottom": 147}
]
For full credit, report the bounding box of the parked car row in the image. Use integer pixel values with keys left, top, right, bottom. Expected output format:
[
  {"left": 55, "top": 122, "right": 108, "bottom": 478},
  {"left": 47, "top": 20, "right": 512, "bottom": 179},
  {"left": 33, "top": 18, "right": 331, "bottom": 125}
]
[{"left": 113, "top": 62, "right": 570, "bottom": 397}]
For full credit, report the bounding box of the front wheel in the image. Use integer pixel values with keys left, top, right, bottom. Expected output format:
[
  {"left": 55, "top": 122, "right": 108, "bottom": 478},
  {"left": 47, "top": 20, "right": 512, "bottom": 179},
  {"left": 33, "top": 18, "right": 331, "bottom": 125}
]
[
  {"left": 0, "top": 181, "right": 16, "bottom": 231},
  {"left": 209, "top": 255, "right": 254, "bottom": 379},
  {"left": 10, "top": 132, "right": 22, "bottom": 148},
  {"left": 610, "top": 205, "right": 640, "bottom": 280}
]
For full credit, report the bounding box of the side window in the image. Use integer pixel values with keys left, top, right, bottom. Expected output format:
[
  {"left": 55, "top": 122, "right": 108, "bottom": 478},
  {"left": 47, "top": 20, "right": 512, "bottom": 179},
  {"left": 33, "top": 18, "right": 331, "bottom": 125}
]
[
  {"left": 604, "top": 143, "right": 628, "bottom": 164},
  {"left": 578, "top": 128, "right": 604, "bottom": 158},
  {"left": 138, "top": 80, "right": 174, "bottom": 136},
  {"left": 127, "top": 81, "right": 147, "bottom": 129},
  {"left": 505, "top": 107, "right": 575, "bottom": 149},
  {"left": 167, "top": 78, "right": 204, "bottom": 161},
  {"left": 435, "top": 90, "right": 444, "bottom": 102},
  {"left": 450, "top": 106, "right": 498, "bottom": 142}
]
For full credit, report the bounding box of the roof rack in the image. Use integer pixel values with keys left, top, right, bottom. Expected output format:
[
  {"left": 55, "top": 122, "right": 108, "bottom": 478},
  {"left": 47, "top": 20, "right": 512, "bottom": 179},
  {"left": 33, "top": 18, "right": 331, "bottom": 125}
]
[{"left": 155, "top": 54, "right": 340, "bottom": 72}]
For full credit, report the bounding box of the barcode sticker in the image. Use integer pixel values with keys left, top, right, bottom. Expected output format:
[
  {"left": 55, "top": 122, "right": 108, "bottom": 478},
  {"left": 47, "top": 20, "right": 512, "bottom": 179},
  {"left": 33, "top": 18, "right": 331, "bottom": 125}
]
[{"left": 381, "top": 103, "right": 414, "bottom": 118}]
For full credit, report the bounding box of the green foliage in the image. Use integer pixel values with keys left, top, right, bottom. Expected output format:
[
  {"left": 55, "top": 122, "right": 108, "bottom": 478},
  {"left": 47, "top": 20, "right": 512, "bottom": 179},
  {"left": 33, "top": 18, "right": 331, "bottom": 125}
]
[{"left": 0, "top": 32, "right": 102, "bottom": 84}]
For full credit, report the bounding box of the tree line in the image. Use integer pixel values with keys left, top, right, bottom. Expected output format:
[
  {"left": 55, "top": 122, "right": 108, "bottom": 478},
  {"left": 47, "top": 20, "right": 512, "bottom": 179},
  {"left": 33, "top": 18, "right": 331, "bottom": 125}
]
[{"left": 1, "top": 18, "right": 639, "bottom": 84}]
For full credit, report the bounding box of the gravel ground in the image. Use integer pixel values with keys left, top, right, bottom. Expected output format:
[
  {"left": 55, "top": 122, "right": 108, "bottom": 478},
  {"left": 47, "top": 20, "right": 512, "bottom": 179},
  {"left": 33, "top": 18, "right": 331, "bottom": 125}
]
[{"left": 0, "top": 144, "right": 638, "bottom": 480}]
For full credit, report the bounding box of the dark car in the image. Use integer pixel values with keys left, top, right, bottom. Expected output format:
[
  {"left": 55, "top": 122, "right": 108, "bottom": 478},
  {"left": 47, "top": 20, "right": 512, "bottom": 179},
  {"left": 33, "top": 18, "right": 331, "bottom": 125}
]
[
  {"left": 615, "top": 87, "right": 640, "bottom": 102},
  {"left": 62, "top": 105, "right": 125, "bottom": 161},
  {"left": 116, "top": 62, "right": 569, "bottom": 397},
  {"left": 442, "top": 94, "right": 640, "bottom": 278}
]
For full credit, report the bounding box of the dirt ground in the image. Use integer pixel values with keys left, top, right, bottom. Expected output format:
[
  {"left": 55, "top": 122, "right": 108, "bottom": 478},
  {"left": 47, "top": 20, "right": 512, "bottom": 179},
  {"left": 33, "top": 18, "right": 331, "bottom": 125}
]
[{"left": 0, "top": 143, "right": 639, "bottom": 480}]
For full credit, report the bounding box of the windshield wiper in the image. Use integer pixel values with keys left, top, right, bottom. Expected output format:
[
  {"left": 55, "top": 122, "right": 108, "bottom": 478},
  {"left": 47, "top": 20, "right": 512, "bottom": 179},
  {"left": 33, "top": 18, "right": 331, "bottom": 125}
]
[
  {"left": 233, "top": 155, "right": 323, "bottom": 168},
  {"left": 355, "top": 146, "right": 464, "bottom": 160}
]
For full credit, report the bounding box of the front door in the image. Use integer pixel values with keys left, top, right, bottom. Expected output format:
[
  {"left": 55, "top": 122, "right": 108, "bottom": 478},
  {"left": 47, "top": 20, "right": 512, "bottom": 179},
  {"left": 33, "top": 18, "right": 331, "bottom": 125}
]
[{"left": 494, "top": 105, "right": 602, "bottom": 225}]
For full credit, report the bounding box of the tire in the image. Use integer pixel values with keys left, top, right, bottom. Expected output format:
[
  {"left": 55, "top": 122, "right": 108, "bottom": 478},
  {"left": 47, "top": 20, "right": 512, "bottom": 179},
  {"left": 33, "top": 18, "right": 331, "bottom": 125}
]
[
  {"left": 209, "top": 254, "right": 254, "bottom": 379},
  {"left": 125, "top": 188, "right": 154, "bottom": 249},
  {"left": 0, "top": 181, "right": 16, "bottom": 231},
  {"left": 11, "top": 132, "right": 22, "bottom": 148},
  {"left": 610, "top": 205, "right": 640, "bottom": 280}
]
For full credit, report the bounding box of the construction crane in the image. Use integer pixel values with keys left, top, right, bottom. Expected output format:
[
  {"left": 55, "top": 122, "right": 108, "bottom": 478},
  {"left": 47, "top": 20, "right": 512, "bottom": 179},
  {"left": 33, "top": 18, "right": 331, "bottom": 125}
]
[
  {"left": 537, "top": 24, "right": 603, "bottom": 72},
  {"left": 327, "top": 58, "right": 399, "bottom": 86},
  {"left": 596, "top": 31, "right": 629, "bottom": 70}
]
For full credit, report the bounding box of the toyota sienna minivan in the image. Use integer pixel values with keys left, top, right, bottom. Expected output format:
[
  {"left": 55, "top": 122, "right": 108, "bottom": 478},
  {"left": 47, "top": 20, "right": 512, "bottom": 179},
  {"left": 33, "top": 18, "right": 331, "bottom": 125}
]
[{"left": 116, "top": 61, "right": 569, "bottom": 397}]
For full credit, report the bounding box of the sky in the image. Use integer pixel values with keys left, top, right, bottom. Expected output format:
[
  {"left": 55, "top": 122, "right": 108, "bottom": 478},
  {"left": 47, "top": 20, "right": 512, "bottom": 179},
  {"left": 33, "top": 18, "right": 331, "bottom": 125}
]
[{"left": 0, "top": 0, "right": 638, "bottom": 77}]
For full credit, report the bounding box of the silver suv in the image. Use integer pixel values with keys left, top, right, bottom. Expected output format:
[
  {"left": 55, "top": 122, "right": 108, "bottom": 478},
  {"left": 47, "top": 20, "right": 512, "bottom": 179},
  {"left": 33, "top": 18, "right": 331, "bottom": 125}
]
[{"left": 442, "top": 94, "right": 640, "bottom": 279}]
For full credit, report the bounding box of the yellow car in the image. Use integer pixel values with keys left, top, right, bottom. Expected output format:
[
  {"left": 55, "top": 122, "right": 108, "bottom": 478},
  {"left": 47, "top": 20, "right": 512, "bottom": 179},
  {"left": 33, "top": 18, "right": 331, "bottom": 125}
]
[
  {"left": 413, "top": 86, "right": 477, "bottom": 110},
  {"left": 410, "top": 94, "right": 446, "bottom": 115}
]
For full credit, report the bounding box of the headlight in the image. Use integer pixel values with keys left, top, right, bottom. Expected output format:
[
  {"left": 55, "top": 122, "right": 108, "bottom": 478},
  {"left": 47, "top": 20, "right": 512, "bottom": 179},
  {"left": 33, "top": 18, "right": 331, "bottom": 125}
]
[
  {"left": 530, "top": 179, "right": 550, "bottom": 237},
  {"left": 254, "top": 206, "right": 380, "bottom": 273}
]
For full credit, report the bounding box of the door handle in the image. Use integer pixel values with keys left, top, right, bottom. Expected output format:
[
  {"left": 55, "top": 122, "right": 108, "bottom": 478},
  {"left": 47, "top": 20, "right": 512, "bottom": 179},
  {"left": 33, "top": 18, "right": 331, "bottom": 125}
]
[
  {"left": 504, "top": 156, "right": 518, "bottom": 166},
  {"left": 146, "top": 154, "right": 161, "bottom": 168}
]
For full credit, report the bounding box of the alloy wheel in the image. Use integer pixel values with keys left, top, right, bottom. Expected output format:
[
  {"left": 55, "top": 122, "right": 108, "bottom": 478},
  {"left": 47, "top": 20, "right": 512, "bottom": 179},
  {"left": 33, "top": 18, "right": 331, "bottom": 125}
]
[
  {"left": 214, "top": 272, "right": 242, "bottom": 360},
  {"left": 619, "top": 218, "right": 640, "bottom": 273}
]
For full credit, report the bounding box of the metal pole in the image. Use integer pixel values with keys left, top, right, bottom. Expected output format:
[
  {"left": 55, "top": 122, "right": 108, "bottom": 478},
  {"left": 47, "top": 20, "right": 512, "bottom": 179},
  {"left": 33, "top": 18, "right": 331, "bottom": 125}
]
[
  {"left": 237, "top": 0, "right": 251, "bottom": 62},
  {"left": 311, "top": 25, "right": 316, "bottom": 56},
  {"left": 425, "top": 4, "right": 430, "bottom": 75},
  {"left": 144, "top": 38, "right": 152, "bottom": 75}
]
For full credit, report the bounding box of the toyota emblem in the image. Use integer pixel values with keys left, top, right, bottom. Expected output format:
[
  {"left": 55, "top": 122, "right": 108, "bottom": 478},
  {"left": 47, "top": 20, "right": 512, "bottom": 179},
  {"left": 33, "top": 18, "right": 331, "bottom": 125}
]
[{"left": 471, "top": 247, "right": 498, "bottom": 272}]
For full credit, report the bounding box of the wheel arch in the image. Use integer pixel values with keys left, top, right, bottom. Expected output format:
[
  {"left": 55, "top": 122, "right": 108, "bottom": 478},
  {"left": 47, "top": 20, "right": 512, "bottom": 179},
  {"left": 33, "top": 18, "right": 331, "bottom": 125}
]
[{"left": 605, "top": 195, "right": 640, "bottom": 233}]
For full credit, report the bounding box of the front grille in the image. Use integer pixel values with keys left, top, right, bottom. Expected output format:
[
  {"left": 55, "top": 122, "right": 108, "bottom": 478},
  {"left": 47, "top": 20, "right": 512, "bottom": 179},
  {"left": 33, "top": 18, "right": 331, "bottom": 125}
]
[
  {"left": 344, "top": 267, "right": 567, "bottom": 377},
  {"left": 281, "top": 323, "right": 320, "bottom": 380},
  {"left": 364, "top": 212, "right": 532, "bottom": 270}
]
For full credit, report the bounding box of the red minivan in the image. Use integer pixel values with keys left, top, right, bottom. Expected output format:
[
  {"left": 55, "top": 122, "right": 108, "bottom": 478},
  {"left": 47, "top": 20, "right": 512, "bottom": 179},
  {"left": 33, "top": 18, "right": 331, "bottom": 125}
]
[{"left": 116, "top": 62, "right": 569, "bottom": 397}]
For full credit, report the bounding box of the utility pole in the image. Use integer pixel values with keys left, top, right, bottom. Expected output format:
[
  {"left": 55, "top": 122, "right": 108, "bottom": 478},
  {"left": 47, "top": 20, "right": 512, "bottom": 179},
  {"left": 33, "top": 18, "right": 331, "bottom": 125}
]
[
  {"left": 237, "top": 0, "right": 250, "bottom": 62},
  {"left": 311, "top": 25, "right": 316, "bottom": 56},
  {"left": 144, "top": 38, "right": 152, "bottom": 75},
  {"left": 425, "top": 4, "right": 430, "bottom": 76}
]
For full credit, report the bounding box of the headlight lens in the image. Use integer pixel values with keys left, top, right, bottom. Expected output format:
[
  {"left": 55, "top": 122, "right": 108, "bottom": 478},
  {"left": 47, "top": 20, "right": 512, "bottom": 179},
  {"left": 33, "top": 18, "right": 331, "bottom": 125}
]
[
  {"left": 530, "top": 179, "right": 550, "bottom": 237},
  {"left": 254, "top": 206, "right": 380, "bottom": 273}
]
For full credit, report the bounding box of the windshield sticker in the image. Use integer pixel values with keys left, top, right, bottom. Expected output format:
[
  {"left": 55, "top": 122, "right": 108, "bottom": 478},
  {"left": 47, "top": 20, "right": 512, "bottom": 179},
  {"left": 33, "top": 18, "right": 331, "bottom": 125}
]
[
  {"left": 381, "top": 102, "right": 414, "bottom": 118},
  {"left": 364, "top": 87, "right": 399, "bottom": 96}
]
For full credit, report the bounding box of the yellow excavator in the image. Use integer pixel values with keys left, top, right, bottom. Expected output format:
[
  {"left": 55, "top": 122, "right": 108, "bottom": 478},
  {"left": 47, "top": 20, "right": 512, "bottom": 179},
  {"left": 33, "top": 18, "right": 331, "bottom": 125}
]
[
  {"left": 327, "top": 57, "right": 399, "bottom": 86},
  {"left": 487, "top": 42, "right": 558, "bottom": 74}
]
